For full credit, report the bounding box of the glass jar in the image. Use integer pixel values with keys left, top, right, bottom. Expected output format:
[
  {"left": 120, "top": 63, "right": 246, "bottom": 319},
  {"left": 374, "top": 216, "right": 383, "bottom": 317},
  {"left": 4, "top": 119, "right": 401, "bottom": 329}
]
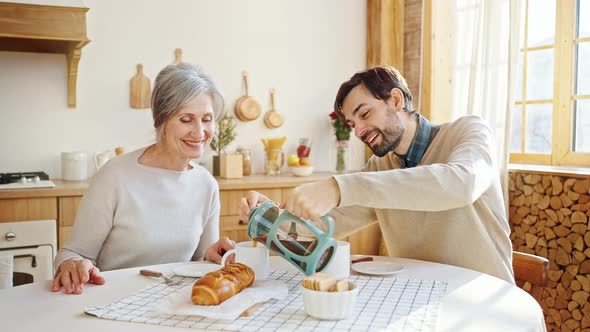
[{"left": 240, "top": 148, "right": 252, "bottom": 176}]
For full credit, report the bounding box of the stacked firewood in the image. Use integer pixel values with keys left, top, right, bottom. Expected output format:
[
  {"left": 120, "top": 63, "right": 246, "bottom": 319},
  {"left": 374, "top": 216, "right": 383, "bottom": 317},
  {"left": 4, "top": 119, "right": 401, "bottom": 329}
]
[{"left": 509, "top": 172, "right": 590, "bottom": 332}]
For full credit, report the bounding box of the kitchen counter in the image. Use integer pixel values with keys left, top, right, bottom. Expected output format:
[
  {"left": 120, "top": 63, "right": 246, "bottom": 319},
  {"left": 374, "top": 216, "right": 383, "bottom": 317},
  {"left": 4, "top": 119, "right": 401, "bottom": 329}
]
[{"left": 0, "top": 172, "right": 337, "bottom": 199}]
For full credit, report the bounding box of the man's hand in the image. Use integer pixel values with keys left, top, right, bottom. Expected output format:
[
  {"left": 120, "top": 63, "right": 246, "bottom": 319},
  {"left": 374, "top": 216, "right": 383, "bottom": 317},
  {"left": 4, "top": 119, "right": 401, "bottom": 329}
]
[
  {"left": 239, "top": 190, "right": 271, "bottom": 222},
  {"left": 205, "top": 237, "right": 236, "bottom": 265},
  {"left": 281, "top": 178, "right": 341, "bottom": 220},
  {"left": 51, "top": 258, "right": 105, "bottom": 294}
]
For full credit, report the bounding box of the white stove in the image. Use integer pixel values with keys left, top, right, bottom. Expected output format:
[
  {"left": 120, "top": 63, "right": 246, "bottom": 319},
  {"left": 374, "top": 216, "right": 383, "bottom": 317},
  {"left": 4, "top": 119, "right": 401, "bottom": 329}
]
[
  {"left": 0, "top": 220, "right": 57, "bottom": 287},
  {"left": 0, "top": 172, "right": 55, "bottom": 190}
]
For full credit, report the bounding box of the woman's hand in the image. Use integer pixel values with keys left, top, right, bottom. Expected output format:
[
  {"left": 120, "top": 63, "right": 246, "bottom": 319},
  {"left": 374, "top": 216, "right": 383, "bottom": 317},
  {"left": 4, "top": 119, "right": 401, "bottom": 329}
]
[
  {"left": 51, "top": 258, "right": 105, "bottom": 294},
  {"left": 205, "top": 237, "right": 236, "bottom": 264},
  {"left": 239, "top": 190, "right": 271, "bottom": 222}
]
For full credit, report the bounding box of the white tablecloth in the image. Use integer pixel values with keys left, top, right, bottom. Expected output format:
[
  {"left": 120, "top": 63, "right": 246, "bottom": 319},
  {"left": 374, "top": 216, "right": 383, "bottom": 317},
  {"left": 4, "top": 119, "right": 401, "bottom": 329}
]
[{"left": 0, "top": 256, "right": 546, "bottom": 332}]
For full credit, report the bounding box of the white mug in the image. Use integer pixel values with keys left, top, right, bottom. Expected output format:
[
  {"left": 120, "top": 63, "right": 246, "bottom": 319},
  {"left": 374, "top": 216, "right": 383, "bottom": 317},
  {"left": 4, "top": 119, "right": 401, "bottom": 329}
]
[
  {"left": 322, "top": 241, "right": 351, "bottom": 279},
  {"left": 221, "top": 241, "right": 270, "bottom": 280}
]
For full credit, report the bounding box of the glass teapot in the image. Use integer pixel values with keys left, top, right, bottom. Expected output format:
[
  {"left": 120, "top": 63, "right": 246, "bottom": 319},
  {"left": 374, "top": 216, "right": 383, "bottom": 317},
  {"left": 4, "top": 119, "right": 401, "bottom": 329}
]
[{"left": 247, "top": 201, "right": 337, "bottom": 275}]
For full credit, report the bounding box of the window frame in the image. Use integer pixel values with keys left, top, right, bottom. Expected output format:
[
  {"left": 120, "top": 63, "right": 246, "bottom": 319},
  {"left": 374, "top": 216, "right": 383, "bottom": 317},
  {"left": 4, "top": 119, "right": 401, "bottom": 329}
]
[{"left": 510, "top": 0, "right": 590, "bottom": 166}]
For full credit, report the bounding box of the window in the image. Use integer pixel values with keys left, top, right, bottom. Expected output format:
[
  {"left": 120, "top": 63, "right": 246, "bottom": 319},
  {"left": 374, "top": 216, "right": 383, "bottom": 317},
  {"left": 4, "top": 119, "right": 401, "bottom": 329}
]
[{"left": 510, "top": 0, "right": 590, "bottom": 166}]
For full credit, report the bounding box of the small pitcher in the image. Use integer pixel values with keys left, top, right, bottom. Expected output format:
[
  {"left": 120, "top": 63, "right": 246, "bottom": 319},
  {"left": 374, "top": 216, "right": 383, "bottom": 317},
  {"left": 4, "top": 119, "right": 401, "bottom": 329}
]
[{"left": 264, "top": 148, "right": 284, "bottom": 176}]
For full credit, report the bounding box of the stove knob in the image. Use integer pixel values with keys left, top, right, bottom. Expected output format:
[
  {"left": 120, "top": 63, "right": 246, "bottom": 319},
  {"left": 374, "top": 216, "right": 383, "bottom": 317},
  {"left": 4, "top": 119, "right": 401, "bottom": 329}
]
[
  {"left": 5, "top": 232, "right": 15, "bottom": 241},
  {"left": 19, "top": 176, "right": 27, "bottom": 184},
  {"left": 33, "top": 176, "right": 41, "bottom": 183}
]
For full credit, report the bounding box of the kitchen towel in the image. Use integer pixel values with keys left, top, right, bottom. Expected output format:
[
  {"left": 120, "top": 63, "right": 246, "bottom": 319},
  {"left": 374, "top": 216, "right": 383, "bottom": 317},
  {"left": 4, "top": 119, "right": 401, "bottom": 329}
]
[
  {"left": 0, "top": 255, "right": 13, "bottom": 289},
  {"left": 153, "top": 279, "right": 288, "bottom": 320}
]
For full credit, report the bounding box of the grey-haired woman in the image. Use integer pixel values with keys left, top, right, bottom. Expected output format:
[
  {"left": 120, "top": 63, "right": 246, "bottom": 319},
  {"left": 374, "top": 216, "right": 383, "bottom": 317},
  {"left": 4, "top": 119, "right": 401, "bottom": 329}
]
[{"left": 52, "top": 63, "right": 235, "bottom": 295}]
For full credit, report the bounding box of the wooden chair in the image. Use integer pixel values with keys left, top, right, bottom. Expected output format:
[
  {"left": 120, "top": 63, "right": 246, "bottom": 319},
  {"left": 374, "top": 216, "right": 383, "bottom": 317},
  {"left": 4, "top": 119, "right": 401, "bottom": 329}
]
[{"left": 512, "top": 251, "right": 550, "bottom": 303}]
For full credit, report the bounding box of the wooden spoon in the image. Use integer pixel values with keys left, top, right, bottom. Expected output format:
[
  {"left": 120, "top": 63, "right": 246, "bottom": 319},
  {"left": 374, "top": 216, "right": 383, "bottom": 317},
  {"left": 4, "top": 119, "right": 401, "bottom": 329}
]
[{"left": 264, "top": 88, "right": 284, "bottom": 129}]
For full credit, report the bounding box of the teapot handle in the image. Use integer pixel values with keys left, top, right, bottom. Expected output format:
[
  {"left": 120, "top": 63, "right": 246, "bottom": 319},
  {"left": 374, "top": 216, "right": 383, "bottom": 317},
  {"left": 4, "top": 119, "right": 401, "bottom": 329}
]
[{"left": 319, "top": 214, "right": 335, "bottom": 237}]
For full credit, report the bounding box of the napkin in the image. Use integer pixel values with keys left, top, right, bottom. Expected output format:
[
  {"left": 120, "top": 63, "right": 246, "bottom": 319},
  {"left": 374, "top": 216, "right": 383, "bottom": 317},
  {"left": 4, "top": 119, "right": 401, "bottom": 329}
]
[{"left": 152, "top": 279, "right": 288, "bottom": 320}]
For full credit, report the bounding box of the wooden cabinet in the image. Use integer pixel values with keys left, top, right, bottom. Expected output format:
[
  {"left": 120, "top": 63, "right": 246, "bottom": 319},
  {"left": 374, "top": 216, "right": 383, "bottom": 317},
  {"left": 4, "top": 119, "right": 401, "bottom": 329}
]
[
  {"left": 216, "top": 175, "right": 382, "bottom": 255},
  {"left": 0, "top": 197, "right": 57, "bottom": 222},
  {"left": 0, "top": 174, "right": 383, "bottom": 255},
  {"left": 0, "top": 2, "right": 90, "bottom": 107},
  {"left": 57, "top": 196, "right": 82, "bottom": 248}
]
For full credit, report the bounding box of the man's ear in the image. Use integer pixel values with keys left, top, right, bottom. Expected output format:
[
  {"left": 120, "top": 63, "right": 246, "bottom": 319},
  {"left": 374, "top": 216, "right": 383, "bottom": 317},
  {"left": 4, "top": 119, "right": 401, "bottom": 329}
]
[{"left": 387, "top": 87, "right": 405, "bottom": 112}]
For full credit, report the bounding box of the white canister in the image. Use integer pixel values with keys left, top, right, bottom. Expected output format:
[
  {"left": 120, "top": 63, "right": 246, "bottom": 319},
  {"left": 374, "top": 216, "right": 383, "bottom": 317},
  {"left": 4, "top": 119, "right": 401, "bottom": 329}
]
[{"left": 61, "top": 151, "right": 88, "bottom": 181}]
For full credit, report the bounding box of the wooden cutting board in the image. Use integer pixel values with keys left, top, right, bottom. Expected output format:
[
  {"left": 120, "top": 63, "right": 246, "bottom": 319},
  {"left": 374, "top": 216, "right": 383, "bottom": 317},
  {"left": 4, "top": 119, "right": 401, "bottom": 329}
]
[{"left": 130, "top": 64, "right": 151, "bottom": 109}]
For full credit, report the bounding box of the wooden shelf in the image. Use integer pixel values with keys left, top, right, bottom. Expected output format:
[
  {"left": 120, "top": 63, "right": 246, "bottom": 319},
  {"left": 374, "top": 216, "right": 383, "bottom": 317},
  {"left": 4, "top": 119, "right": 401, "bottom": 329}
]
[{"left": 0, "top": 2, "right": 90, "bottom": 108}]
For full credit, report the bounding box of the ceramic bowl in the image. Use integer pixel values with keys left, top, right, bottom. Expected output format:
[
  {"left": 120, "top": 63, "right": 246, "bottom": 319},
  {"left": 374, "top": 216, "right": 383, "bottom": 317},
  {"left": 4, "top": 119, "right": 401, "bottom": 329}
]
[
  {"left": 290, "top": 166, "right": 314, "bottom": 177},
  {"left": 302, "top": 282, "right": 358, "bottom": 320}
]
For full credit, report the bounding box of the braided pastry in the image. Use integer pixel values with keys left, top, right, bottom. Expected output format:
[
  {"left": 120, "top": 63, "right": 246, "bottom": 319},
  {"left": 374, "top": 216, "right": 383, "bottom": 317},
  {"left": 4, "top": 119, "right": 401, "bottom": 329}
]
[{"left": 191, "top": 263, "right": 255, "bottom": 305}]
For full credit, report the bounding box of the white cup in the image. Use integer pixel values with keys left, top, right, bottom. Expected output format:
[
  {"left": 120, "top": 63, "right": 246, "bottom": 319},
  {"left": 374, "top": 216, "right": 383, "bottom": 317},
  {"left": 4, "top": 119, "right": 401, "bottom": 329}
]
[
  {"left": 322, "top": 241, "right": 350, "bottom": 279},
  {"left": 221, "top": 241, "right": 270, "bottom": 280}
]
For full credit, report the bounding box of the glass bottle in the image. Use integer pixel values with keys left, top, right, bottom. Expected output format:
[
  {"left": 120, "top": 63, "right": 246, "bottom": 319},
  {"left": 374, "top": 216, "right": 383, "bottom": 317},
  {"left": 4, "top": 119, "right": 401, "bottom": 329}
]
[
  {"left": 336, "top": 140, "right": 348, "bottom": 173},
  {"left": 240, "top": 148, "right": 252, "bottom": 176}
]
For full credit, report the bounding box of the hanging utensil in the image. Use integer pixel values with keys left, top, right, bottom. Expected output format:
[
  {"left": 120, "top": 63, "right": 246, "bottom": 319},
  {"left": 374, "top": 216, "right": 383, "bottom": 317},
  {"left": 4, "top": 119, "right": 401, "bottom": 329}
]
[
  {"left": 234, "top": 71, "right": 261, "bottom": 121},
  {"left": 130, "top": 64, "right": 151, "bottom": 109},
  {"left": 264, "top": 88, "right": 284, "bottom": 129}
]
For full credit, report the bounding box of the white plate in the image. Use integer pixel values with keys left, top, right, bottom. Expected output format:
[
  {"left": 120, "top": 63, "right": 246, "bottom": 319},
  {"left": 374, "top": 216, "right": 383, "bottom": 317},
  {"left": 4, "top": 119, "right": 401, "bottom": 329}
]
[
  {"left": 173, "top": 263, "right": 222, "bottom": 277},
  {"left": 351, "top": 261, "right": 404, "bottom": 276}
]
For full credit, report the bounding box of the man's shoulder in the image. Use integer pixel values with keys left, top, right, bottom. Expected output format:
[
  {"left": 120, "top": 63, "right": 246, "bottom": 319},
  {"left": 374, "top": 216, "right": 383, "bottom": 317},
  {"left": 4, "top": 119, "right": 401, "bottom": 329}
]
[
  {"left": 448, "top": 115, "right": 488, "bottom": 128},
  {"left": 441, "top": 115, "right": 491, "bottom": 136}
]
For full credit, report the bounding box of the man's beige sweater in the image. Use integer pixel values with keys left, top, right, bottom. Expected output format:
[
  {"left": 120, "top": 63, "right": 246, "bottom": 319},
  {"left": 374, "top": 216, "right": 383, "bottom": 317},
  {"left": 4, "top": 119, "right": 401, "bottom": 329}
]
[{"left": 332, "top": 115, "right": 514, "bottom": 283}]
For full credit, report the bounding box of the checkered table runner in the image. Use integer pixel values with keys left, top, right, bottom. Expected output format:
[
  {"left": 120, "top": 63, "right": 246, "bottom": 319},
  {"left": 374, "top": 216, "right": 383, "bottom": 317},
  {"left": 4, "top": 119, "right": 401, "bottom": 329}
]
[{"left": 85, "top": 270, "right": 447, "bottom": 332}]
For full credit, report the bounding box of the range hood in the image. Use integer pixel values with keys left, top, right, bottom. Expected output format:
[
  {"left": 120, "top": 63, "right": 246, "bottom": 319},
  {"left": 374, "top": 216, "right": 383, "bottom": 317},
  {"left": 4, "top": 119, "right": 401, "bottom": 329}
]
[{"left": 0, "top": 2, "right": 90, "bottom": 108}]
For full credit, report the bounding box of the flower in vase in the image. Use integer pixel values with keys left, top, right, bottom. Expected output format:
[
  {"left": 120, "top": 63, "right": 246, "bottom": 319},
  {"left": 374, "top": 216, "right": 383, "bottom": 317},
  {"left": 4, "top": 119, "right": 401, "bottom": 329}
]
[{"left": 329, "top": 111, "right": 352, "bottom": 141}]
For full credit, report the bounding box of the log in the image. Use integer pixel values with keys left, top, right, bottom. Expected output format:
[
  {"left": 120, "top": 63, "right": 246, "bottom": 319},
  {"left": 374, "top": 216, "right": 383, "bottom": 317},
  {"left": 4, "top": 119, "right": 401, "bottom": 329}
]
[
  {"left": 573, "top": 179, "right": 590, "bottom": 194},
  {"left": 524, "top": 174, "right": 541, "bottom": 184},
  {"left": 532, "top": 192, "right": 542, "bottom": 204},
  {"left": 560, "top": 194, "right": 573, "bottom": 208},
  {"left": 526, "top": 233, "right": 538, "bottom": 248},
  {"left": 564, "top": 178, "right": 576, "bottom": 192},
  {"left": 556, "top": 247, "right": 571, "bottom": 266},
  {"left": 512, "top": 194, "right": 525, "bottom": 206},
  {"left": 545, "top": 228, "right": 557, "bottom": 241},
  {"left": 583, "top": 315, "right": 590, "bottom": 329},
  {"left": 578, "top": 275, "right": 590, "bottom": 292},
  {"left": 548, "top": 240, "right": 558, "bottom": 249},
  {"left": 580, "top": 194, "right": 590, "bottom": 204},
  {"left": 562, "top": 271, "right": 574, "bottom": 288},
  {"left": 534, "top": 183, "right": 545, "bottom": 194},
  {"left": 567, "top": 190, "right": 580, "bottom": 201},
  {"left": 543, "top": 176, "right": 552, "bottom": 189},
  {"left": 563, "top": 216, "right": 572, "bottom": 228},
  {"left": 516, "top": 173, "right": 524, "bottom": 190},
  {"left": 546, "top": 209, "right": 558, "bottom": 221},
  {"left": 551, "top": 196, "right": 563, "bottom": 210},
  {"left": 585, "top": 232, "right": 590, "bottom": 247},
  {"left": 580, "top": 259, "right": 590, "bottom": 274},
  {"left": 586, "top": 248, "right": 590, "bottom": 258},
  {"left": 524, "top": 185, "right": 534, "bottom": 196},
  {"left": 517, "top": 206, "right": 531, "bottom": 217},
  {"left": 557, "top": 238, "right": 573, "bottom": 253},
  {"left": 538, "top": 195, "right": 551, "bottom": 209},
  {"left": 573, "top": 309, "right": 583, "bottom": 321},
  {"left": 554, "top": 225, "right": 571, "bottom": 237},
  {"left": 572, "top": 224, "right": 586, "bottom": 234},
  {"left": 572, "top": 211, "right": 587, "bottom": 224},
  {"left": 565, "top": 319, "right": 581, "bottom": 330},
  {"left": 571, "top": 280, "right": 582, "bottom": 291},
  {"left": 572, "top": 291, "right": 589, "bottom": 306},
  {"left": 553, "top": 177, "right": 564, "bottom": 195},
  {"left": 548, "top": 270, "right": 563, "bottom": 282}
]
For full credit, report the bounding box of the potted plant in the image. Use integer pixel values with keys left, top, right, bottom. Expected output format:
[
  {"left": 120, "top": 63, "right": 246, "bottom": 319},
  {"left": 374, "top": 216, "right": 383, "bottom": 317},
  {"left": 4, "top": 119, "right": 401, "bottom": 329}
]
[{"left": 210, "top": 114, "right": 242, "bottom": 178}]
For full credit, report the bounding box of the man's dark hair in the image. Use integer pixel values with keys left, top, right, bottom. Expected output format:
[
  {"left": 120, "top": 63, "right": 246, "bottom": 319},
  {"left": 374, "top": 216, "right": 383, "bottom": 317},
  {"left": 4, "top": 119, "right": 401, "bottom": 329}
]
[{"left": 333, "top": 66, "right": 414, "bottom": 117}]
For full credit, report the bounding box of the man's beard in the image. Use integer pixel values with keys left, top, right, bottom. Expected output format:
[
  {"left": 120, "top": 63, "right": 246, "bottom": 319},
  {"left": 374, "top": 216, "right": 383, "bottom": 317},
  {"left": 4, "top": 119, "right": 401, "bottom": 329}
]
[{"left": 369, "top": 126, "right": 404, "bottom": 157}]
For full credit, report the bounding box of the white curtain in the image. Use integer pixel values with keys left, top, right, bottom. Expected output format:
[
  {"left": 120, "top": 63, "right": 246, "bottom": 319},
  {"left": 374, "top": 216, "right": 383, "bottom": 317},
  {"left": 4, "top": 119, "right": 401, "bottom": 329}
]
[{"left": 450, "top": 0, "right": 522, "bottom": 208}]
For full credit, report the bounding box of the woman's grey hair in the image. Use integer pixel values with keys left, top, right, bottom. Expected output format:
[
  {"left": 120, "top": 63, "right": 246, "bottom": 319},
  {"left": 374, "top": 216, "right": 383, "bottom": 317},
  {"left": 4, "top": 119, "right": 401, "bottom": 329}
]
[{"left": 151, "top": 63, "right": 225, "bottom": 141}]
